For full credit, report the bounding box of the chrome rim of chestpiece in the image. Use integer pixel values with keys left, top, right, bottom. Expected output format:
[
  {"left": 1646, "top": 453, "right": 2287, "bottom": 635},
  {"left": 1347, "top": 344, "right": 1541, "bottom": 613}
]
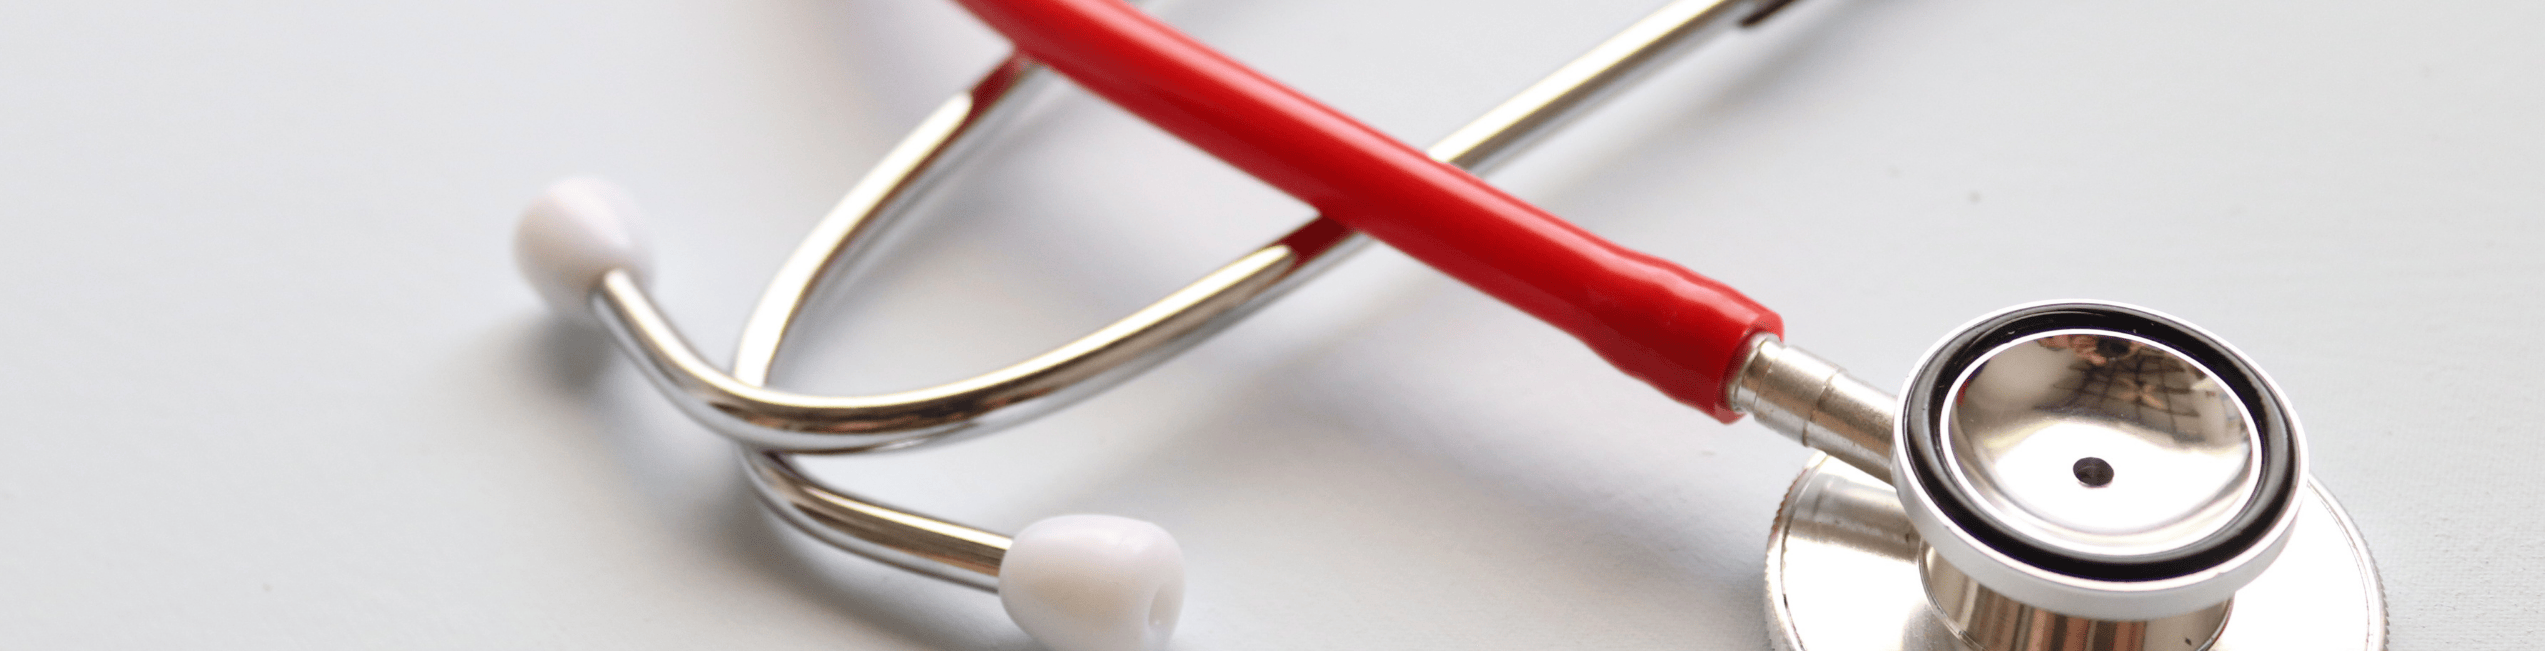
[
  {"left": 1750, "top": 302, "right": 2383, "bottom": 651},
  {"left": 1767, "top": 456, "right": 2385, "bottom": 651},
  {"left": 1897, "top": 302, "right": 2303, "bottom": 622}
]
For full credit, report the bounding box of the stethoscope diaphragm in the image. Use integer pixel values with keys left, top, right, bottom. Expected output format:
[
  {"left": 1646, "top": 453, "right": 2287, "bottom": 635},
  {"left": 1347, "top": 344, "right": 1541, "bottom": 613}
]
[{"left": 1899, "top": 301, "right": 2304, "bottom": 621}]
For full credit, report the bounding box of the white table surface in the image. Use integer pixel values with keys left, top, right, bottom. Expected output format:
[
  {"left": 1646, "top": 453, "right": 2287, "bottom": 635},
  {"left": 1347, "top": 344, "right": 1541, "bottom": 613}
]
[{"left": 4, "top": 0, "right": 2538, "bottom": 648}]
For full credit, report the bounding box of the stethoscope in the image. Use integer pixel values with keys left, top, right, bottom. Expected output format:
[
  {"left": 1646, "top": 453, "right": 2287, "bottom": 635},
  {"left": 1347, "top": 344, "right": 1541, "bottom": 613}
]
[{"left": 513, "top": 1, "right": 2387, "bottom": 650}]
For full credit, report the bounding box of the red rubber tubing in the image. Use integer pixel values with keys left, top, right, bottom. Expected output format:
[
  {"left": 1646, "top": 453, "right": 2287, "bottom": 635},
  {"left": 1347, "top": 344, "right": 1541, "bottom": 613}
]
[{"left": 950, "top": 0, "right": 1782, "bottom": 422}]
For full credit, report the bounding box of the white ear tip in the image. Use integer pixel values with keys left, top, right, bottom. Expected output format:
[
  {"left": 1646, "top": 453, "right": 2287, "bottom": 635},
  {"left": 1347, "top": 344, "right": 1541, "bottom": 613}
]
[
  {"left": 999, "top": 515, "right": 1186, "bottom": 651},
  {"left": 515, "top": 176, "right": 652, "bottom": 322}
]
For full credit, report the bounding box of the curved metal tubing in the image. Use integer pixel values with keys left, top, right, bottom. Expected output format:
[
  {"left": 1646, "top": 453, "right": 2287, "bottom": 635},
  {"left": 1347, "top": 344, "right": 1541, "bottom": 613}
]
[
  {"left": 596, "top": 240, "right": 1316, "bottom": 453},
  {"left": 595, "top": 0, "right": 1800, "bottom": 454},
  {"left": 587, "top": 0, "right": 1812, "bottom": 588},
  {"left": 744, "top": 449, "right": 1015, "bottom": 591}
]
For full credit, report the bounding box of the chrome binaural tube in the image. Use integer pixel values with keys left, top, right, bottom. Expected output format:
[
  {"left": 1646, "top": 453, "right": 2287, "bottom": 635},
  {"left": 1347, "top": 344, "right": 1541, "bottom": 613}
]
[
  {"left": 593, "top": 246, "right": 1303, "bottom": 454},
  {"left": 584, "top": 0, "right": 1824, "bottom": 586},
  {"left": 744, "top": 449, "right": 1014, "bottom": 591},
  {"left": 595, "top": 0, "right": 1814, "bottom": 455}
]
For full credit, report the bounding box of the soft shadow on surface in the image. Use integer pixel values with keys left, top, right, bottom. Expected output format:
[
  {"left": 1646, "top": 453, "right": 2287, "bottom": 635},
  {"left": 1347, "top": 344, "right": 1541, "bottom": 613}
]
[
  {"left": 524, "top": 312, "right": 618, "bottom": 394},
  {"left": 1486, "top": 0, "right": 1882, "bottom": 214}
]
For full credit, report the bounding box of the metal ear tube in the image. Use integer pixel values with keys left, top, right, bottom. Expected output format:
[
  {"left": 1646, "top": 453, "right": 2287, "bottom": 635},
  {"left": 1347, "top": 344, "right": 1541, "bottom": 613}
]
[
  {"left": 522, "top": 2, "right": 1820, "bottom": 650},
  {"left": 522, "top": 0, "right": 2390, "bottom": 648}
]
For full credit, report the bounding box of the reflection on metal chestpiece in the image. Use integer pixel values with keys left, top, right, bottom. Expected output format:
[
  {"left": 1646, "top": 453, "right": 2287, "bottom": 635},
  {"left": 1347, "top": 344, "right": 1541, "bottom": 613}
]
[
  {"left": 1897, "top": 302, "right": 2304, "bottom": 622},
  {"left": 1943, "top": 330, "right": 2263, "bottom": 564},
  {"left": 1919, "top": 546, "right": 2232, "bottom": 651},
  {"left": 1756, "top": 302, "right": 2376, "bottom": 650},
  {"left": 1767, "top": 456, "right": 2386, "bottom": 651}
]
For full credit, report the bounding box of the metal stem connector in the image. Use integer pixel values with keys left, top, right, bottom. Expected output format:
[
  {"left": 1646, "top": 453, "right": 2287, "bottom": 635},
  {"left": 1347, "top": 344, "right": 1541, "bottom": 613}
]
[{"left": 1727, "top": 334, "right": 1897, "bottom": 484}]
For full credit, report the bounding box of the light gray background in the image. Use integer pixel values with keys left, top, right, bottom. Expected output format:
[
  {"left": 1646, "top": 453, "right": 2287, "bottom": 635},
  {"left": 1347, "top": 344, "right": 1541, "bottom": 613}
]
[{"left": 2, "top": 0, "right": 2537, "bottom": 648}]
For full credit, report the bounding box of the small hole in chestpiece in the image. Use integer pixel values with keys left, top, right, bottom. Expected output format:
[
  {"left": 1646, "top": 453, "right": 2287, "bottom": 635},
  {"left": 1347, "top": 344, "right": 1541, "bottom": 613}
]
[{"left": 2073, "top": 457, "right": 2115, "bottom": 487}]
